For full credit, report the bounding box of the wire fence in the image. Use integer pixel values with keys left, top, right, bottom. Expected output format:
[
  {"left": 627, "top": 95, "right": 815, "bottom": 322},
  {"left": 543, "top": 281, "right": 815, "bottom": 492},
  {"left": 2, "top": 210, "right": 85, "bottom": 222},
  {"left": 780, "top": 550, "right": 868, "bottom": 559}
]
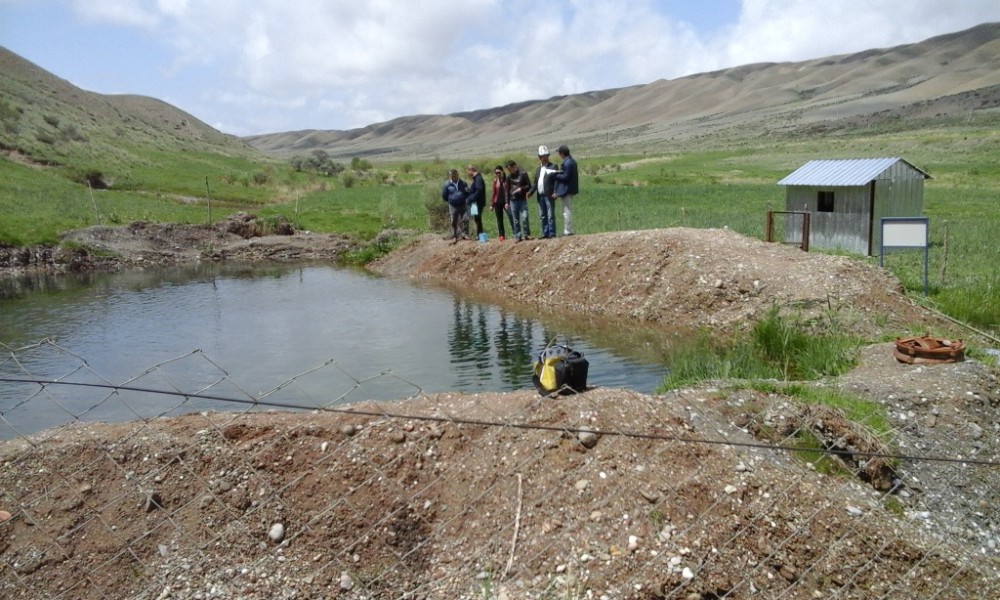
[{"left": 1, "top": 339, "right": 999, "bottom": 599}]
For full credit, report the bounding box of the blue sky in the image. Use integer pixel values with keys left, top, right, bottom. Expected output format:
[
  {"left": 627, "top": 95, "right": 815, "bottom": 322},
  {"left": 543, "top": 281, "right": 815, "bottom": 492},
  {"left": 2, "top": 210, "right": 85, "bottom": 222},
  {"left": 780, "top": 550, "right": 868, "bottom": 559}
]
[{"left": 2, "top": 0, "right": 999, "bottom": 136}]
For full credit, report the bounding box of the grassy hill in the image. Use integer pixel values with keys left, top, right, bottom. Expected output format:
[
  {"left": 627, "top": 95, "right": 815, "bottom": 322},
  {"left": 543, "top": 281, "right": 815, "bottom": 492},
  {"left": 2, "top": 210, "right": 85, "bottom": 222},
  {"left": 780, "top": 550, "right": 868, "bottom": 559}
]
[
  {"left": 0, "top": 46, "right": 255, "bottom": 170},
  {"left": 0, "top": 47, "right": 312, "bottom": 245}
]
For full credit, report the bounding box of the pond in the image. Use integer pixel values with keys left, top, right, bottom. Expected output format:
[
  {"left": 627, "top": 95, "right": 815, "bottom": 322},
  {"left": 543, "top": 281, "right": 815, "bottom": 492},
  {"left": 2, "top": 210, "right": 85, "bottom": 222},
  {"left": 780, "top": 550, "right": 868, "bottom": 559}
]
[{"left": 0, "top": 262, "right": 675, "bottom": 437}]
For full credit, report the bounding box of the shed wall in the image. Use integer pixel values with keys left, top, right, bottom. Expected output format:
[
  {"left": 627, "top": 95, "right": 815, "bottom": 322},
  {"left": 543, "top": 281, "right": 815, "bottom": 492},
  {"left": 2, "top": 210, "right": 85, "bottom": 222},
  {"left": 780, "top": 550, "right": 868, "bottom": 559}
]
[
  {"left": 782, "top": 161, "right": 925, "bottom": 255},
  {"left": 784, "top": 185, "right": 871, "bottom": 254},
  {"left": 871, "top": 173, "right": 924, "bottom": 251}
]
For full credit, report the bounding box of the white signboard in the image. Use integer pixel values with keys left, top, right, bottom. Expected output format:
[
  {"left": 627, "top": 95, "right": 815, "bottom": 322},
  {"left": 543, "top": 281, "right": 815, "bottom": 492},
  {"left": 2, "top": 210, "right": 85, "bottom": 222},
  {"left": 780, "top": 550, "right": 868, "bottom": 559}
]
[
  {"left": 880, "top": 217, "right": 929, "bottom": 295},
  {"left": 882, "top": 219, "right": 928, "bottom": 248}
]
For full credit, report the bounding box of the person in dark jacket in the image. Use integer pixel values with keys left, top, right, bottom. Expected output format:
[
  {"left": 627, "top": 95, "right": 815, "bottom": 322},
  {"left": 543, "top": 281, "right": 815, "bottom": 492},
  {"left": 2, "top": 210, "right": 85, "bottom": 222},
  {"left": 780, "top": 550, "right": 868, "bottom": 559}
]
[
  {"left": 505, "top": 160, "right": 532, "bottom": 242},
  {"left": 441, "top": 169, "right": 470, "bottom": 244},
  {"left": 554, "top": 145, "right": 579, "bottom": 235},
  {"left": 530, "top": 145, "right": 559, "bottom": 238},
  {"left": 465, "top": 164, "right": 487, "bottom": 238}
]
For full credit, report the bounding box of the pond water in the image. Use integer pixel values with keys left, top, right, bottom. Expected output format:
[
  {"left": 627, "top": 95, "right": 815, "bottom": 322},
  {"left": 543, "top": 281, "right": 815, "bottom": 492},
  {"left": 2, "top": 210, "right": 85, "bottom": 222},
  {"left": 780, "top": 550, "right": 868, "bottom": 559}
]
[{"left": 0, "top": 263, "right": 674, "bottom": 437}]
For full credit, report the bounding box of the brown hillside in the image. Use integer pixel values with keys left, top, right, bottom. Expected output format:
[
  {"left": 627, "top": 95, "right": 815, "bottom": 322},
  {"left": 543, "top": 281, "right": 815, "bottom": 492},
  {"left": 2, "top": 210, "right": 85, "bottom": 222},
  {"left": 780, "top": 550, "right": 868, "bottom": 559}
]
[{"left": 244, "top": 22, "right": 1000, "bottom": 159}]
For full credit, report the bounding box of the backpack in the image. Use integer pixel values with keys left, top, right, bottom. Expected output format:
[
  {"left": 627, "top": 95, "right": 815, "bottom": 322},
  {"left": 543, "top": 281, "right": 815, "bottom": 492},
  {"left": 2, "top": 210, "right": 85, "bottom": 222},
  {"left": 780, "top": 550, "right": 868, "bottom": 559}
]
[{"left": 532, "top": 344, "right": 589, "bottom": 396}]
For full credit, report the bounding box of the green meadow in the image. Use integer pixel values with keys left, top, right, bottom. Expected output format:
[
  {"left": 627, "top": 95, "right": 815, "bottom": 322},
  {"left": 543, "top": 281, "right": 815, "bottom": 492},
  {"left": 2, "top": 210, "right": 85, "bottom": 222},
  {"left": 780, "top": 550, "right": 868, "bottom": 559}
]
[{"left": 2, "top": 122, "right": 998, "bottom": 336}]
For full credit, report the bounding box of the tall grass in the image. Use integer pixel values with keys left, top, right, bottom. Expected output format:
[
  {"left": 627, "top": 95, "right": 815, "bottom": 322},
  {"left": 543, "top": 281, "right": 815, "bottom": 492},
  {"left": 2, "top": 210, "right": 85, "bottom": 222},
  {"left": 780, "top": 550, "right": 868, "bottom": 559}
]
[
  {"left": 658, "top": 307, "right": 860, "bottom": 391},
  {"left": 3, "top": 123, "right": 999, "bottom": 333},
  {"left": 579, "top": 182, "right": 779, "bottom": 238},
  {"left": 0, "top": 160, "right": 234, "bottom": 244}
]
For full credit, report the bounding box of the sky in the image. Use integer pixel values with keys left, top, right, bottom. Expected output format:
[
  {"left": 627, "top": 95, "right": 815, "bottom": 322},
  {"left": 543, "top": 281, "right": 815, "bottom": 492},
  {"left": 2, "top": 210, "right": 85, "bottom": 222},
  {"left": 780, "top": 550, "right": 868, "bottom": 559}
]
[{"left": 2, "top": 1, "right": 999, "bottom": 137}]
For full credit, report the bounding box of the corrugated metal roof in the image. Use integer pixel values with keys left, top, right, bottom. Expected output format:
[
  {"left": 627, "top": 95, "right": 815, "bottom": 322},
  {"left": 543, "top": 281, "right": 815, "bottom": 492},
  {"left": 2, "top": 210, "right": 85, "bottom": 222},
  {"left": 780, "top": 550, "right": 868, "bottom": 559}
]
[{"left": 777, "top": 157, "right": 930, "bottom": 186}]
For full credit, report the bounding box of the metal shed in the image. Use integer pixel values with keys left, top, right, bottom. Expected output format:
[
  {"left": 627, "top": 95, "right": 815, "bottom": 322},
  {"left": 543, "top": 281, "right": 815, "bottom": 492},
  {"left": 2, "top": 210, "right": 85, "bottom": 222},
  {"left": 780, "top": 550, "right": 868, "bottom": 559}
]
[{"left": 777, "top": 157, "right": 931, "bottom": 255}]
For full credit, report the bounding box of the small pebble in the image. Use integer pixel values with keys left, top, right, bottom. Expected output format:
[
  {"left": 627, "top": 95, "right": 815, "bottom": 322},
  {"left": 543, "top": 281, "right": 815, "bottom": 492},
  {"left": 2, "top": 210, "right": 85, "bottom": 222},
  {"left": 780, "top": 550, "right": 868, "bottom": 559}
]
[{"left": 268, "top": 523, "right": 285, "bottom": 543}]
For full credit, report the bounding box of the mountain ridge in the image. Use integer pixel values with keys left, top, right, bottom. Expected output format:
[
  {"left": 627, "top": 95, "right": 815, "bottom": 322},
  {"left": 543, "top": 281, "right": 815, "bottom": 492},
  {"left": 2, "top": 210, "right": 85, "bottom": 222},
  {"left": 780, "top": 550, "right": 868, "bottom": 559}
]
[
  {"left": 244, "top": 22, "right": 1000, "bottom": 159},
  {"left": 3, "top": 22, "right": 999, "bottom": 164}
]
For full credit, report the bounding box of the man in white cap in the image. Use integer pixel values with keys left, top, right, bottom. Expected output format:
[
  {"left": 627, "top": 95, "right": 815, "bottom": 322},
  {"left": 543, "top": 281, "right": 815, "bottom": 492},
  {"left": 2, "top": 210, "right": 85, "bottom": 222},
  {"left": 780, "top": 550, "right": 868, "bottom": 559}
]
[{"left": 531, "top": 145, "right": 559, "bottom": 238}]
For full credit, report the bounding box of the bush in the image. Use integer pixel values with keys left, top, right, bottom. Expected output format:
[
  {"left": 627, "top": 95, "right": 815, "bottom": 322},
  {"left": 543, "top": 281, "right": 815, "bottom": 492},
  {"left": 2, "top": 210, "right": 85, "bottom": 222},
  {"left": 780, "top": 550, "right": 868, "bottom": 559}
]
[
  {"left": 423, "top": 184, "right": 448, "bottom": 232},
  {"left": 251, "top": 170, "right": 270, "bottom": 186},
  {"left": 351, "top": 157, "right": 373, "bottom": 171},
  {"left": 342, "top": 231, "right": 401, "bottom": 265}
]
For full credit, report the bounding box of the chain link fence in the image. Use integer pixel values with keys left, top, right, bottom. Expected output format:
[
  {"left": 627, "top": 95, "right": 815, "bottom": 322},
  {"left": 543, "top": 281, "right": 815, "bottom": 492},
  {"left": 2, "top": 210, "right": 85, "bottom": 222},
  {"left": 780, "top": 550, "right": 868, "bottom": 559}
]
[{"left": 2, "top": 339, "right": 999, "bottom": 599}]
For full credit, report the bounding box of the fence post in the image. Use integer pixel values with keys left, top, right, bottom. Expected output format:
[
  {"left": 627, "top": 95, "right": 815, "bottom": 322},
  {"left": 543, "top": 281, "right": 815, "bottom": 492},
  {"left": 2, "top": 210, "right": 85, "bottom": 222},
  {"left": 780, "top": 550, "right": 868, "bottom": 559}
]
[
  {"left": 801, "top": 212, "right": 810, "bottom": 252},
  {"left": 205, "top": 176, "right": 212, "bottom": 225}
]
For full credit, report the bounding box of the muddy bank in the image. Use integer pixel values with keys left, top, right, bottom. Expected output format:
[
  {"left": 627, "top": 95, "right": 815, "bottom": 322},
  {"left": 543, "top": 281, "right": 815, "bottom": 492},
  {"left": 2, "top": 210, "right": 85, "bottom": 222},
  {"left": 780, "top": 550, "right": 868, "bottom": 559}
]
[{"left": 0, "top": 214, "right": 360, "bottom": 281}]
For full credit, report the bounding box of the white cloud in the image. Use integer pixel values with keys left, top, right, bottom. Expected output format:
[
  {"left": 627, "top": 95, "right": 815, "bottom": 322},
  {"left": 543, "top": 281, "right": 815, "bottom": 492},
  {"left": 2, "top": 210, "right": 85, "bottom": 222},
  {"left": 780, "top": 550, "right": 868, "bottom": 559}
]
[
  {"left": 724, "top": 0, "right": 1000, "bottom": 67},
  {"left": 57, "top": 0, "right": 1000, "bottom": 133},
  {"left": 71, "top": 0, "right": 160, "bottom": 27}
]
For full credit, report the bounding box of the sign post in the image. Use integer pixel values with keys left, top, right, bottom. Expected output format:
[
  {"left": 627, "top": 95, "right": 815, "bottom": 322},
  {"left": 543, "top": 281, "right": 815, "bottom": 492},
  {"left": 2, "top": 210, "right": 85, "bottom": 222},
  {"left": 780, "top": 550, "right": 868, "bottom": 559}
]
[{"left": 880, "top": 217, "right": 929, "bottom": 295}]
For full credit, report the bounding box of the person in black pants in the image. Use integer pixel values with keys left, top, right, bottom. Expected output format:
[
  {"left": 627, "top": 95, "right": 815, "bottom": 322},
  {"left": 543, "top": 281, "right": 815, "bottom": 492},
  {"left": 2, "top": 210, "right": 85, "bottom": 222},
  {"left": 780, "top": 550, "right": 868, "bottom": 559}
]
[
  {"left": 465, "top": 165, "right": 486, "bottom": 238},
  {"left": 489, "top": 165, "right": 512, "bottom": 240},
  {"left": 505, "top": 160, "right": 532, "bottom": 241},
  {"left": 441, "top": 169, "right": 469, "bottom": 243}
]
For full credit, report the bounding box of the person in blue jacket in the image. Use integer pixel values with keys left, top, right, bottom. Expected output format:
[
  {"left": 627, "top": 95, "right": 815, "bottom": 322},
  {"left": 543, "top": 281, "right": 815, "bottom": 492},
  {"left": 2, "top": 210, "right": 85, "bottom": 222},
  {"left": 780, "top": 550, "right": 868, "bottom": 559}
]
[
  {"left": 554, "top": 145, "right": 579, "bottom": 236},
  {"left": 465, "top": 164, "right": 487, "bottom": 239},
  {"left": 441, "top": 169, "right": 470, "bottom": 244}
]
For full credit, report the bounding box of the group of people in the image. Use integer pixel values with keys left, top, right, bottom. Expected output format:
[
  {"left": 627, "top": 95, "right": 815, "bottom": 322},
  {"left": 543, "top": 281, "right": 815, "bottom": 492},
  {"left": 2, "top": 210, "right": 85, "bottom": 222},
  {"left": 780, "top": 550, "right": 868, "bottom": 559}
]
[{"left": 441, "top": 145, "right": 579, "bottom": 243}]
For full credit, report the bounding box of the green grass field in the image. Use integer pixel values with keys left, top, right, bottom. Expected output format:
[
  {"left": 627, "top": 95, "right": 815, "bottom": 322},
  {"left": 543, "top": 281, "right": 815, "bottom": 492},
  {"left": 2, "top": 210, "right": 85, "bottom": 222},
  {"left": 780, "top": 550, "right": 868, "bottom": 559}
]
[{"left": 2, "top": 123, "right": 998, "bottom": 335}]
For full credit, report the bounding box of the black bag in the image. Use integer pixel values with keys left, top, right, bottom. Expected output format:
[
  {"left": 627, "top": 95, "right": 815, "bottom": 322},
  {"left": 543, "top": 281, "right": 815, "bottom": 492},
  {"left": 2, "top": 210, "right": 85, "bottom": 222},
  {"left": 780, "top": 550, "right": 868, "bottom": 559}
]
[{"left": 532, "top": 344, "right": 589, "bottom": 396}]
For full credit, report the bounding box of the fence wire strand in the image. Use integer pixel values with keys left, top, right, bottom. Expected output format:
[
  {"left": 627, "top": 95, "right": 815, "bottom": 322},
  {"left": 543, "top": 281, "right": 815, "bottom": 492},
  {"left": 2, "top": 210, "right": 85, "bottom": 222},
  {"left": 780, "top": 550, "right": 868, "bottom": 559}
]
[{"left": 1, "top": 339, "right": 999, "bottom": 600}]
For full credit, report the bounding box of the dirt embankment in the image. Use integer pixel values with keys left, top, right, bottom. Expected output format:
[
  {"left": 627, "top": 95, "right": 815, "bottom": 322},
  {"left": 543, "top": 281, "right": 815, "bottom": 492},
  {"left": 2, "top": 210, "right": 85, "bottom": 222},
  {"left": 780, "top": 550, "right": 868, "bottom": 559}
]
[
  {"left": 0, "top": 213, "right": 358, "bottom": 278},
  {"left": 3, "top": 224, "right": 1000, "bottom": 600},
  {"left": 371, "top": 228, "right": 933, "bottom": 337},
  {"left": 0, "top": 218, "right": 948, "bottom": 339}
]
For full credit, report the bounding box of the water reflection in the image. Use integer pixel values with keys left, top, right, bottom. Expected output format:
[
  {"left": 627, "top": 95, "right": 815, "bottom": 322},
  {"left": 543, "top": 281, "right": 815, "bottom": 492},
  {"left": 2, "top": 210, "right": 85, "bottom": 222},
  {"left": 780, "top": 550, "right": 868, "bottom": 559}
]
[
  {"left": 1, "top": 263, "right": 673, "bottom": 436},
  {"left": 448, "top": 300, "right": 538, "bottom": 389},
  {"left": 495, "top": 310, "right": 538, "bottom": 386}
]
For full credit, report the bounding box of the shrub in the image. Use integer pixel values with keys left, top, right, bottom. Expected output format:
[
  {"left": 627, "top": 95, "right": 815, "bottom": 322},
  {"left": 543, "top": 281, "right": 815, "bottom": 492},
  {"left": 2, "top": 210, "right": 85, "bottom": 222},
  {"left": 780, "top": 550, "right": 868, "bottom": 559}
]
[
  {"left": 351, "top": 157, "right": 373, "bottom": 171},
  {"left": 0, "top": 99, "right": 21, "bottom": 123},
  {"left": 423, "top": 184, "right": 448, "bottom": 232},
  {"left": 342, "top": 231, "right": 401, "bottom": 265},
  {"left": 72, "top": 169, "right": 109, "bottom": 189},
  {"left": 251, "top": 170, "right": 270, "bottom": 186},
  {"left": 62, "top": 125, "right": 87, "bottom": 142}
]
